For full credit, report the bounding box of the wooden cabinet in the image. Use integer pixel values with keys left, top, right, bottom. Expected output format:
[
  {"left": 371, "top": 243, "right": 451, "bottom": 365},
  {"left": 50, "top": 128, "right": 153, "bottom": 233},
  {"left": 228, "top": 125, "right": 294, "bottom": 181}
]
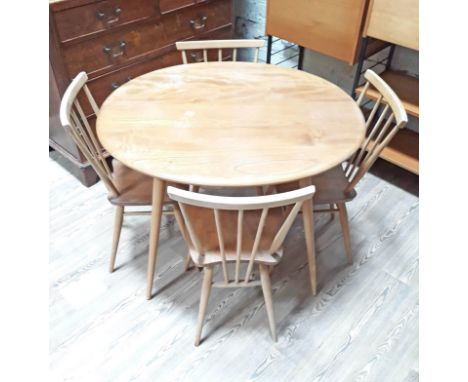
[
  {"left": 265, "top": 0, "right": 368, "bottom": 64},
  {"left": 49, "top": 0, "right": 233, "bottom": 186}
]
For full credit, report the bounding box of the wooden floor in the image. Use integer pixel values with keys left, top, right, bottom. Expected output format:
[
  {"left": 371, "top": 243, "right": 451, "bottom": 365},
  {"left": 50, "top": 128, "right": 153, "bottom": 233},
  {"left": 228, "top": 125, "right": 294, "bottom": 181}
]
[{"left": 49, "top": 152, "right": 419, "bottom": 382}]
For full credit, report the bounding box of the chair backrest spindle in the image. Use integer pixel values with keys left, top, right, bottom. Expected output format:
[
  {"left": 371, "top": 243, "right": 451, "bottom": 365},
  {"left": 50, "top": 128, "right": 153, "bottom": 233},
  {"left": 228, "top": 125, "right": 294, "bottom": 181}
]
[
  {"left": 235, "top": 210, "right": 243, "bottom": 283},
  {"left": 167, "top": 185, "right": 315, "bottom": 286},
  {"left": 213, "top": 208, "right": 229, "bottom": 283},
  {"left": 243, "top": 207, "right": 268, "bottom": 283},
  {"left": 254, "top": 47, "right": 260, "bottom": 63},
  {"left": 176, "top": 39, "right": 265, "bottom": 64},
  {"left": 60, "top": 72, "right": 119, "bottom": 196},
  {"left": 345, "top": 70, "right": 408, "bottom": 191}
]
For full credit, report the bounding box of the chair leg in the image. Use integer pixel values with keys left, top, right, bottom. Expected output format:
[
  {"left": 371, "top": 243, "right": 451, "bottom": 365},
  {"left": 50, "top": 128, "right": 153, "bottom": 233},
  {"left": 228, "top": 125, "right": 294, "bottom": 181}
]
[
  {"left": 329, "top": 203, "right": 335, "bottom": 219},
  {"left": 183, "top": 254, "right": 192, "bottom": 271},
  {"left": 337, "top": 202, "right": 353, "bottom": 264},
  {"left": 172, "top": 204, "right": 192, "bottom": 272},
  {"left": 268, "top": 265, "right": 274, "bottom": 276},
  {"left": 259, "top": 264, "right": 277, "bottom": 342},
  {"left": 299, "top": 178, "right": 317, "bottom": 295},
  {"left": 195, "top": 265, "right": 213, "bottom": 346},
  {"left": 109, "top": 205, "right": 124, "bottom": 273}
]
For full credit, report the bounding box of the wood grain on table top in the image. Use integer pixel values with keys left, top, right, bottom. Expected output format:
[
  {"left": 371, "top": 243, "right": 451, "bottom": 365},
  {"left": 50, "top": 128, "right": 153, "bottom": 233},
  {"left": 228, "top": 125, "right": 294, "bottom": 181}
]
[{"left": 97, "top": 62, "right": 365, "bottom": 187}]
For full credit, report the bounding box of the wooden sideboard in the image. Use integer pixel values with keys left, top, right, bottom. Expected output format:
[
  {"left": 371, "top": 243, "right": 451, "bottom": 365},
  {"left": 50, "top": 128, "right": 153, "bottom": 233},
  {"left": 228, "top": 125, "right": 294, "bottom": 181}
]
[{"left": 49, "top": 0, "right": 233, "bottom": 186}]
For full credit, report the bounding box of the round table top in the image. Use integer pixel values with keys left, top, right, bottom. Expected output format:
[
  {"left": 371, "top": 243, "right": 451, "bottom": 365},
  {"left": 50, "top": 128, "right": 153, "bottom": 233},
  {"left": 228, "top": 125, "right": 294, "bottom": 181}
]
[{"left": 97, "top": 62, "right": 365, "bottom": 187}]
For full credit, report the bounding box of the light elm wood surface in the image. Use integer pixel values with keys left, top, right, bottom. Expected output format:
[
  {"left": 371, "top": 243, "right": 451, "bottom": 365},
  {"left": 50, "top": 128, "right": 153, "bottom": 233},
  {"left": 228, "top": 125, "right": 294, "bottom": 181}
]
[
  {"left": 49, "top": 151, "right": 418, "bottom": 381},
  {"left": 97, "top": 62, "right": 366, "bottom": 187}
]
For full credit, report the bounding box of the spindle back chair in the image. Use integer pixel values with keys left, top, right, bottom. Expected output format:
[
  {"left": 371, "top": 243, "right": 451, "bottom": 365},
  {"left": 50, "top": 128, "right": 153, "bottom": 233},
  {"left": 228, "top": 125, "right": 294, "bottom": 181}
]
[
  {"left": 60, "top": 72, "right": 184, "bottom": 279},
  {"left": 344, "top": 69, "right": 408, "bottom": 191},
  {"left": 273, "top": 69, "right": 408, "bottom": 271},
  {"left": 60, "top": 72, "right": 118, "bottom": 196},
  {"left": 167, "top": 185, "right": 316, "bottom": 345},
  {"left": 175, "top": 39, "right": 264, "bottom": 64}
]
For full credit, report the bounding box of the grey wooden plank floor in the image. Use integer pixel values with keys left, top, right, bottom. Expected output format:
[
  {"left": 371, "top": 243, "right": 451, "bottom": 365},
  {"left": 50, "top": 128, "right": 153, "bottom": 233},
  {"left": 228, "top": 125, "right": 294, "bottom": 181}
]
[{"left": 49, "top": 152, "right": 419, "bottom": 382}]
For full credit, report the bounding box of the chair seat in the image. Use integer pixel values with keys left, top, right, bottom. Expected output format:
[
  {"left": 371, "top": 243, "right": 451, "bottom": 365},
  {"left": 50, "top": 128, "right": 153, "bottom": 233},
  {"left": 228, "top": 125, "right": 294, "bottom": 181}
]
[
  {"left": 275, "top": 165, "right": 356, "bottom": 205},
  {"left": 184, "top": 205, "right": 287, "bottom": 267},
  {"left": 108, "top": 159, "right": 172, "bottom": 206}
]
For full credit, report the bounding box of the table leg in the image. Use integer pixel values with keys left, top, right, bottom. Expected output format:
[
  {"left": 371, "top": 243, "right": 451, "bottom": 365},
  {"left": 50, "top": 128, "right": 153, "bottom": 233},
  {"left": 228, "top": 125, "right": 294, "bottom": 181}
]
[
  {"left": 299, "top": 178, "right": 317, "bottom": 295},
  {"left": 146, "top": 178, "right": 166, "bottom": 299}
]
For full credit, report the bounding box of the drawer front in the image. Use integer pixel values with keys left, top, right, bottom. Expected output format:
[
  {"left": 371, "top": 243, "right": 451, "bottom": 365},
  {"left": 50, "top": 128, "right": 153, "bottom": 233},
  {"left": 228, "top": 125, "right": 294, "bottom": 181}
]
[
  {"left": 63, "top": 21, "right": 165, "bottom": 77},
  {"left": 79, "top": 50, "right": 181, "bottom": 115},
  {"left": 163, "top": 0, "right": 232, "bottom": 43},
  {"left": 159, "top": 0, "right": 195, "bottom": 14},
  {"left": 53, "top": 0, "right": 158, "bottom": 42},
  {"left": 77, "top": 24, "right": 232, "bottom": 116}
]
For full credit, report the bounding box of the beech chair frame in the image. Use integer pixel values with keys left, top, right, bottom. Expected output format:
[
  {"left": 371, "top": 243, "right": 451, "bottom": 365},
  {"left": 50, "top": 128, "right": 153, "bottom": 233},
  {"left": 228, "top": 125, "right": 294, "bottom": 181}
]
[
  {"left": 269, "top": 69, "right": 408, "bottom": 279},
  {"left": 59, "top": 72, "right": 184, "bottom": 274},
  {"left": 313, "top": 69, "right": 408, "bottom": 260},
  {"left": 343, "top": 69, "right": 408, "bottom": 191},
  {"left": 167, "top": 185, "right": 316, "bottom": 345},
  {"left": 175, "top": 39, "right": 265, "bottom": 64},
  {"left": 314, "top": 69, "right": 408, "bottom": 263}
]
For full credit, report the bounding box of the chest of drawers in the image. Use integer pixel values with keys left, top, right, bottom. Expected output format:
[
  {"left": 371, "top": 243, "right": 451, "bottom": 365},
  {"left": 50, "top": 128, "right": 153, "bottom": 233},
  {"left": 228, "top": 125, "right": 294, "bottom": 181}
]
[{"left": 49, "top": 0, "right": 233, "bottom": 186}]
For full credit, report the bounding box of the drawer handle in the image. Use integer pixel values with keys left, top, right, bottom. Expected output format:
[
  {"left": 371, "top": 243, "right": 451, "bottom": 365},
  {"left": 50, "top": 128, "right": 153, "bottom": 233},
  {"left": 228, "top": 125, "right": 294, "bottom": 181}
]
[
  {"left": 111, "top": 76, "right": 132, "bottom": 90},
  {"left": 103, "top": 41, "right": 127, "bottom": 59},
  {"left": 190, "top": 16, "right": 207, "bottom": 31},
  {"left": 96, "top": 6, "right": 122, "bottom": 24},
  {"left": 190, "top": 52, "right": 204, "bottom": 63}
]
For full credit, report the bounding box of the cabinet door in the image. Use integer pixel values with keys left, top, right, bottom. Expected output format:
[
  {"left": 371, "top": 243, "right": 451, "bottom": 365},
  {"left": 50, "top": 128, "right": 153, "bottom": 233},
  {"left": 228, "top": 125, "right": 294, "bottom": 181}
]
[
  {"left": 266, "top": 0, "right": 368, "bottom": 64},
  {"left": 364, "top": 0, "right": 419, "bottom": 50}
]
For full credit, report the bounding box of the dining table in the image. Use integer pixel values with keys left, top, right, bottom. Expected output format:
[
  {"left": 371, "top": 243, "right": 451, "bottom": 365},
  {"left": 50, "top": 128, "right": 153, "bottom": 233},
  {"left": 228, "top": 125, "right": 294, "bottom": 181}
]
[{"left": 96, "top": 61, "right": 366, "bottom": 299}]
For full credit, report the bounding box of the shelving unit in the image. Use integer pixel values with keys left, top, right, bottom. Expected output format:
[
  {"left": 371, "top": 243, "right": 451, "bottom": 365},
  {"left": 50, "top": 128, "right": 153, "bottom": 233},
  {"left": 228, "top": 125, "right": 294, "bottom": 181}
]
[
  {"left": 352, "top": 0, "right": 419, "bottom": 175},
  {"left": 355, "top": 69, "right": 419, "bottom": 174},
  {"left": 374, "top": 128, "right": 419, "bottom": 174},
  {"left": 356, "top": 70, "right": 419, "bottom": 117}
]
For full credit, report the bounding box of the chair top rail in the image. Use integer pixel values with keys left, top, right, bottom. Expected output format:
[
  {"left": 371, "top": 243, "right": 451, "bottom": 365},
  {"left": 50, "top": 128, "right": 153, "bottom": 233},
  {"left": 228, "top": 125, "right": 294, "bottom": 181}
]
[
  {"left": 59, "top": 71, "right": 88, "bottom": 129},
  {"left": 167, "top": 185, "right": 315, "bottom": 210},
  {"left": 176, "top": 39, "right": 264, "bottom": 51},
  {"left": 363, "top": 69, "right": 408, "bottom": 126}
]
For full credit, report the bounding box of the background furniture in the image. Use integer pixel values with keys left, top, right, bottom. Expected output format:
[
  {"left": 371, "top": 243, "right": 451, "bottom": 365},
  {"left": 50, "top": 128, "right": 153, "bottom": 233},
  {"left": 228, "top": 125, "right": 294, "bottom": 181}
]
[
  {"left": 265, "top": 0, "right": 419, "bottom": 175},
  {"left": 167, "top": 184, "right": 316, "bottom": 345},
  {"left": 49, "top": 0, "right": 234, "bottom": 186},
  {"left": 176, "top": 39, "right": 264, "bottom": 63},
  {"left": 96, "top": 62, "right": 366, "bottom": 299},
  {"left": 59, "top": 71, "right": 188, "bottom": 277},
  {"left": 352, "top": 0, "right": 419, "bottom": 174},
  {"left": 265, "top": 0, "right": 369, "bottom": 67},
  {"left": 276, "top": 69, "right": 408, "bottom": 264}
]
